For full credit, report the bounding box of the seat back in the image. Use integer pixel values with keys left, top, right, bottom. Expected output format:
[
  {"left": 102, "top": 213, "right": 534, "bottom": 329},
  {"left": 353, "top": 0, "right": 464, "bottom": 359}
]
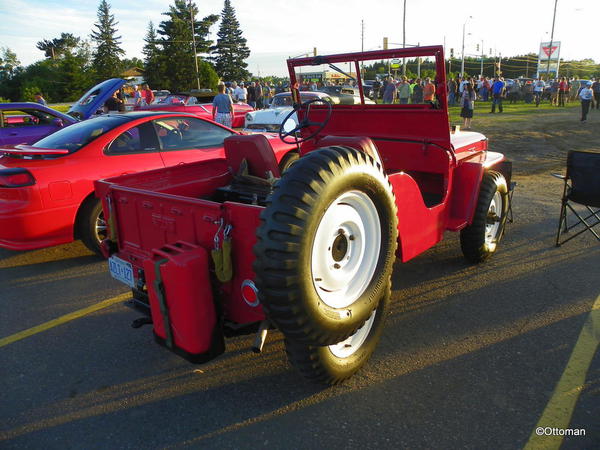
[
  {"left": 224, "top": 134, "right": 281, "bottom": 178},
  {"left": 567, "top": 150, "right": 600, "bottom": 207}
]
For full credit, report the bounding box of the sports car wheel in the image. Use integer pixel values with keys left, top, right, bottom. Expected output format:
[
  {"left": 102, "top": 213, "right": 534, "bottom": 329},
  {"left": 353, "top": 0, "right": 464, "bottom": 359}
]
[
  {"left": 284, "top": 282, "right": 391, "bottom": 385},
  {"left": 79, "top": 198, "right": 107, "bottom": 256},
  {"left": 460, "top": 170, "right": 509, "bottom": 263},
  {"left": 254, "top": 146, "right": 397, "bottom": 346}
]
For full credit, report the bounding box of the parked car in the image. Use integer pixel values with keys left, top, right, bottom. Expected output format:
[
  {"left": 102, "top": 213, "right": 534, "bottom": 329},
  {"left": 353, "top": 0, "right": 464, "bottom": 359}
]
[
  {"left": 152, "top": 90, "right": 171, "bottom": 103},
  {"left": 0, "top": 111, "right": 294, "bottom": 254},
  {"left": 68, "top": 78, "right": 126, "bottom": 120},
  {"left": 244, "top": 91, "right": 332, "bottom": 133},
  {"left": 0, "top": 103, "right": 77, "bottom": 146},
  {"left": 139, "top": 92, "right": 254, "bottom": 128},
  {"left": 318, "top": 85, "right": 375, "bottom": 104}
]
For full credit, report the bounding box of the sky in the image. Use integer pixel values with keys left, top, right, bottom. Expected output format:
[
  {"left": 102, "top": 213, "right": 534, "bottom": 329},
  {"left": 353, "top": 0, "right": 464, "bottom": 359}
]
[{"left": 0, "top": 0, "right": 597, "bottom": 77}]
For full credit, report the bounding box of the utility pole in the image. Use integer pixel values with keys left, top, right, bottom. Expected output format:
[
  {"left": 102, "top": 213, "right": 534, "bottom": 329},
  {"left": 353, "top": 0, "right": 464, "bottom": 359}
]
[
  {"left": 545, "top": 0, "right": 558, "bottom": 81},
  {"left": 402, "top": 0, "right": 406, "bottom": 76},
  {"left": 417, "top": 42, "right": 421, "bottom": 77},
  {"left": 189, "top": 0, "right": 201, "bottom": 90},
  {"left": 461, "top": 16, "right": 472, "bottom": 76},
  {"left": 480, "top": 40, "right": 484, "bottom": 77}
]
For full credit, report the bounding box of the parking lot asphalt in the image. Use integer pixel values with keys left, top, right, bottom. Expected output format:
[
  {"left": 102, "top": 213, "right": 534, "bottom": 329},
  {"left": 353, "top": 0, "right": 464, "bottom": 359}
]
[{"left": 1, "top": 172, "right": 598, "bottom": 449}]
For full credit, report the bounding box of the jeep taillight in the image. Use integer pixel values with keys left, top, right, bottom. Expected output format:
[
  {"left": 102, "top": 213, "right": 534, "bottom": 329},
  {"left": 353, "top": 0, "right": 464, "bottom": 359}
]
[{"left": 0, "top": 168, "right": 36, "bottom": 187}]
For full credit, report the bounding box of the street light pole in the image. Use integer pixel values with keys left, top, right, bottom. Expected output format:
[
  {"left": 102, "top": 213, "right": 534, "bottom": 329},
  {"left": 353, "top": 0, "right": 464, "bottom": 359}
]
[{"left": 461, "top": 15, "right": 472, "bottom": 76}]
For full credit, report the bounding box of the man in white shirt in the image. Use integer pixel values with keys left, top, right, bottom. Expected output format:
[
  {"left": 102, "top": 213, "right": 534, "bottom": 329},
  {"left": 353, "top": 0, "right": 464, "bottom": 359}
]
[
  {"left": 234, "top": 82, "right": 247, "bottom": 103},
  {"left": 533, "top": 77, "right": 545, "bottom": 107},
  {"left": 579, "top": 82, "right": 594, "bottom": 123}
]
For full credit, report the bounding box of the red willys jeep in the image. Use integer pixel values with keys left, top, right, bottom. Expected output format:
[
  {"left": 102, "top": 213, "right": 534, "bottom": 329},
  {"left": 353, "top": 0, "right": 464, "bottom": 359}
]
[{"left": 95, "top": 46, "right": 513, "bottom": 385}]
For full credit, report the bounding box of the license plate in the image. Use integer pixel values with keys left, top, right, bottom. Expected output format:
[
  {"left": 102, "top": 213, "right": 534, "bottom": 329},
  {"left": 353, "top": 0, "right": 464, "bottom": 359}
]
[{"left": 108, "top": 256, "right": 135, "bottom": 288}]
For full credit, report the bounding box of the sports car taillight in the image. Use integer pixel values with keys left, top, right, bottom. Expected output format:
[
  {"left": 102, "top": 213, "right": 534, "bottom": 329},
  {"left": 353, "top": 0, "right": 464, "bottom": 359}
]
[{"left": 0, "top": 168, "right": 36, "bottom": 187}]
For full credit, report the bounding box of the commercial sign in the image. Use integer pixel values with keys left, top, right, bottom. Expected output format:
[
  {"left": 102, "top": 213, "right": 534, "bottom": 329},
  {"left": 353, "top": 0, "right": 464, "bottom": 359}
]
[{"left": 539, "top": 41, "right": 560, "bottom": 60}]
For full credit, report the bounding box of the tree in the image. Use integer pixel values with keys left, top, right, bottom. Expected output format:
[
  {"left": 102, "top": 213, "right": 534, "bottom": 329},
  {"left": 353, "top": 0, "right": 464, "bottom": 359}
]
[
  {"left": 156, "top": 0, "right": 219, "bottom": 91},
  {"left": 36, "top": 33, "right": 81, "bottom": 59},
  {"left": 211, "top": 0, "right": 250, "bottom": 81},
  {"left": 142, "top": 21, "right": 165, "bottom": 88},
  {"left": 0, "top": 47, "right": 22, "bottom": 100},
  {"left": 90, "top": 0, "right": 125, "bottom": 81}
]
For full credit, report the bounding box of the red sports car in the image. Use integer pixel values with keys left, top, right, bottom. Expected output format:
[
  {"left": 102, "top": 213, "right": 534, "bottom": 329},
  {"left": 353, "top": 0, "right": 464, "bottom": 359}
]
[
  {"left": 139, "top": 93, "right": 253, "bottom": 128},
  {"left": 0, "top": 111, "right": 294, "bottom": 254}
]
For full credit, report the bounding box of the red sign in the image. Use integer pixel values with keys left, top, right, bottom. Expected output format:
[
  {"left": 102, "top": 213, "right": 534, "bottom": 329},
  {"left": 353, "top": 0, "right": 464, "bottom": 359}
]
[{"left": 542, "top": 46, "right": 558, "bottom": 57}]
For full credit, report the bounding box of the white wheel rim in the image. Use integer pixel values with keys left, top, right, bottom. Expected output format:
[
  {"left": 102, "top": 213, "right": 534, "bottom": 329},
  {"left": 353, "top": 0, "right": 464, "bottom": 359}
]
[
  {"left": 311, "top": 190, "right": 381, "bottom": 309},
  {"left": 485, "top": 191, "right": 502, "bottom": 245},
  {"left": 329, "top": 311, "right": 375, "bottom": 358},
  {"left": 95, "top": 211, "right": 107, "bottom": 244}
]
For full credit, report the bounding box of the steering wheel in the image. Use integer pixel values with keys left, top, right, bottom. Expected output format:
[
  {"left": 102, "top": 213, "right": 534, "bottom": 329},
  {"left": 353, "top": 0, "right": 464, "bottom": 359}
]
[{"left": 279, "top": 98, "right": 333, "bottom": 145}]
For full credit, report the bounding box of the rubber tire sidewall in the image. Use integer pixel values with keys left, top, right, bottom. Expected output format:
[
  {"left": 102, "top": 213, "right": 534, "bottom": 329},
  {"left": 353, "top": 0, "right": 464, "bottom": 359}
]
[
  {"left": 284, "top": 282, "right": 391, "bottom": 385},
  {"left": 254, "top": 146, "right": 398, "bottom": 346},
  {"left": 460, "top": 170, "right": 509, "bottom": 263},
  {"left": 78, "top": 198, "right": 104, "bottom": 256}
]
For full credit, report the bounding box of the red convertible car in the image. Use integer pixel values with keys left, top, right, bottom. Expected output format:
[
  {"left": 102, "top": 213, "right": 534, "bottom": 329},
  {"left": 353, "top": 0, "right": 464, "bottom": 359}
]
[
  {"left": 0, "top": 111, "right": 294, "bottom": 254},
  {"left": 138, "top": 93, "right": 253, "bottom": 128}
]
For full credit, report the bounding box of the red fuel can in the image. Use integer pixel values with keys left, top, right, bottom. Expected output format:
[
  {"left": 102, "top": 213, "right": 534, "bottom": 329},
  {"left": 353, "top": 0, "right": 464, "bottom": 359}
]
[{"left": 143, "top": 241, "right": 224, "bottom": 362}]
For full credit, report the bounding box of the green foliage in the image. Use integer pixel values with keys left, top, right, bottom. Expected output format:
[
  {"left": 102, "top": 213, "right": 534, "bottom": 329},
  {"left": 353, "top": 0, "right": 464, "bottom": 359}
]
[
  {"left": 36, "top": 33, "right": 81, "bottom": 59},
  {"left": 0, "top": 97, "right": 10, "bottom": 103},
  {"left": 211, "top": 0, "right": 250, "bottom": 81},
  {"left": 149, "top": 0, "right": 219, "bottom": 91},
  {"left": 90, "top": 0, "right": 125, "bottom": 81}
]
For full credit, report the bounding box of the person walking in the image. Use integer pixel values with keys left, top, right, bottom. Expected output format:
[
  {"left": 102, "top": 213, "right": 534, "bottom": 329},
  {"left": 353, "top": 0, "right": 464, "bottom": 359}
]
[
  {"left": 579, "top": 81, "right": 594, "bottom": 123},
  {"left": 460, "top": 81, "right": 476, "bottom": 129},
  {"left": 533, "top": 77, "right": 545, "bottom": 107},
  {"left": 591, "top": 78, "right": 600, "bottom": 110},
  {"left": 490, "top": 77, "right": 505, "bottom": 113},
  {"left": 558, "top": 77, "right": 568, "bottom": 107},
  {"left": 212, "top": 84, "right": 235, "bottom": 128}
]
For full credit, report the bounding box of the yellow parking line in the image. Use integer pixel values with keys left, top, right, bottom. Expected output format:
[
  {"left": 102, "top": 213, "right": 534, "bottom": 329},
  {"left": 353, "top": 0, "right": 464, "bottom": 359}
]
[
  {"left": 524, "top": 294, "right": 600, "bottom": 450},
  {"left": 0, "top": 293, "right": 131, "bottom": 348}
]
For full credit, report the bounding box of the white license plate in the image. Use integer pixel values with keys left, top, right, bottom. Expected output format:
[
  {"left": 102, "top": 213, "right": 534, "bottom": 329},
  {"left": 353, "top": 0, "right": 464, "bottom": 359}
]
[{"left": 108, "top": 256, "right": 135, "bottom": 288}]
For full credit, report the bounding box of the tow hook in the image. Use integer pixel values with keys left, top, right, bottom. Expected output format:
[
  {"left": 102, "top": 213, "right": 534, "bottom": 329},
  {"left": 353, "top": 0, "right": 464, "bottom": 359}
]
[
  {"left": 251, "top": 320, "right": 270, "bottom": 353},
  {"left": 131, "top": 317, "right": 153, "bottom": 328}
]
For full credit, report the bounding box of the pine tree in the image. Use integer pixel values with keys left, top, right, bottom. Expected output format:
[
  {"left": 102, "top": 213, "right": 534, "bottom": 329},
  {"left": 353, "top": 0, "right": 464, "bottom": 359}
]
[
  {"left": 211, "top": 0, "right": 250, "bottom": 81},
  {"left": 90, "top": 0, "right": 125, "bottom": 81},
  {"left": 157, "top": 0, "right": 219, "bottom": 92},
  {"left": 142, "top": 21, "right": 165, "bottom": 89}
]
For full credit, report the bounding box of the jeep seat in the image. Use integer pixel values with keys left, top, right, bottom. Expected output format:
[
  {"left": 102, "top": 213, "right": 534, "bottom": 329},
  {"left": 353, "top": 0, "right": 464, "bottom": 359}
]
[{"left": 224, "top": 134, "right": 281, "bottom": 179}]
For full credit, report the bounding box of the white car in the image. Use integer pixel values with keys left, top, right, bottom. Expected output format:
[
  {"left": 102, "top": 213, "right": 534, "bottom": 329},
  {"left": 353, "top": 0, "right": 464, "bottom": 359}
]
[{"left": 243, "top": 91, "right": 332, "bottom": 133}]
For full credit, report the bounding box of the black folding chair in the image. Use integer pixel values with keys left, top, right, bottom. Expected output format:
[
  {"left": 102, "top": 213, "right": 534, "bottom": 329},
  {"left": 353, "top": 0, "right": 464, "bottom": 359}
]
[{"left": 553, "top": 150, "right": 600, "bottom": 246}]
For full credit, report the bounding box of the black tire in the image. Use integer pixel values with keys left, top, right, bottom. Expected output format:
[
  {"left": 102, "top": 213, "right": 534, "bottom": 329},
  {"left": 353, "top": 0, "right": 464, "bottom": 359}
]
[
  {"left": 278, "top": 151, "right": 299, "bottom": 173},
  {"left": 284, "top": 282, "right": 391, "bottom": 385},
  {"left": 78, "top": 198, "right": 106, "bottom": 256},
  {"left": 460, "top": 170, "right": 509, "bottom": 263},
  {"left": 254, "top": 146, "right": 398, "bottom": 346}
]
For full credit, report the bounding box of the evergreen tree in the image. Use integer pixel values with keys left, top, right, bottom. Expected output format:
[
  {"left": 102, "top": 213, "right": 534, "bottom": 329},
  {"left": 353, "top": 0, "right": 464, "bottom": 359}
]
[
  {"left": 211, "top": 0, "right": 250, "bottom": 81},
  {"left": 142, "top": 21, "right": 165, "bottom": 89},
  {"left": 36, "top": 33, "right": 81, "bottom": 59},
  {"left": 156, "top": 0, "right": 219, "bottom": 91},
  {"left": 90, "top": 0, "right": 125, "bottom": 81}
]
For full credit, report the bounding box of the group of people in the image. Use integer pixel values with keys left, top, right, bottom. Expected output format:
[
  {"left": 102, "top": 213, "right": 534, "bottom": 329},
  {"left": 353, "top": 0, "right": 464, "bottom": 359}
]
[
  {"left": 103, "top": 84, "right": 155, "bottom": 114},
  {"left": 379, "top": 76, "right": 436, "bottom": 105}
]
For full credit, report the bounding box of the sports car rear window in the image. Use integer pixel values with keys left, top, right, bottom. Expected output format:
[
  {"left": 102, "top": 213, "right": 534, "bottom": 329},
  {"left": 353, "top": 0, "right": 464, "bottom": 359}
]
[{"left": 34, "top": 116, "right": 129, "bottom": 153}]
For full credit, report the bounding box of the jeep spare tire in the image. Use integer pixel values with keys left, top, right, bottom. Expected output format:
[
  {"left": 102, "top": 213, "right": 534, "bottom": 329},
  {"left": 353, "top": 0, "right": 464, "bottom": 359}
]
[{"left": 254, "top": 146, "right": 398, "bottom": 346}]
